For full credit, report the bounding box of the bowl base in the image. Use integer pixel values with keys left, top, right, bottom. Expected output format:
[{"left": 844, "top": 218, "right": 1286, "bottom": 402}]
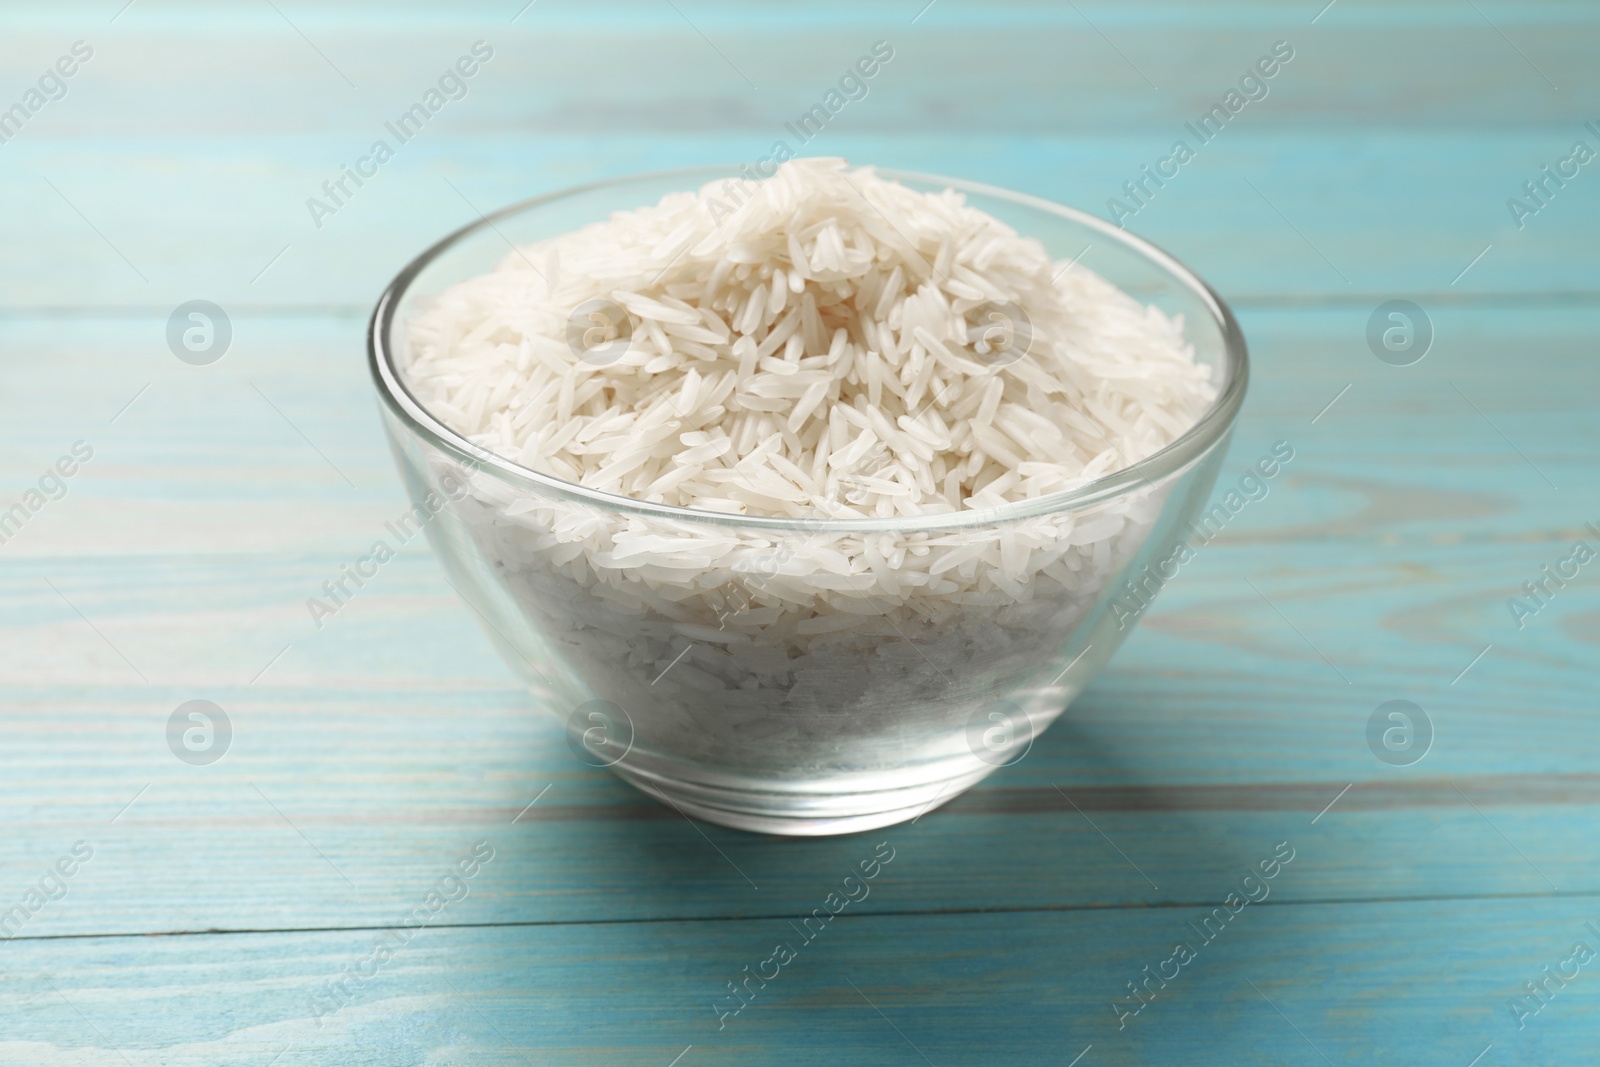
[{"left": 609, "top": 761, "right": 995, "bottom": 837}]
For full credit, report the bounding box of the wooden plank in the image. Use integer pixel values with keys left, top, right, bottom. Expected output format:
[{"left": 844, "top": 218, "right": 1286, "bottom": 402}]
[
  {"left": 4, "top": 1, "right": 1595, "bottom": 140},
  {"left": 0, "top": 898, "right": 1594, "bottom": 1064},
  {"left": 0, "top": 542, "right": 1594, "bottom": 936},
  {"left": 3, "top": 130, "right": 1599, "bottom": 308}
]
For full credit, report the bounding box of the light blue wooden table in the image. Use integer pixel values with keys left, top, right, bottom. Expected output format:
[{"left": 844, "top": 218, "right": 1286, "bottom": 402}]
[{"left": 2, "top": 1, "right": 1598, "bottom": 1063}]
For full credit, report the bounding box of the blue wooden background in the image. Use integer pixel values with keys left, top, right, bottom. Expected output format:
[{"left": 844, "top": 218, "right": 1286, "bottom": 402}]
[{"left": 2, "top": 1, "right": 1598, "bottom": 1063}]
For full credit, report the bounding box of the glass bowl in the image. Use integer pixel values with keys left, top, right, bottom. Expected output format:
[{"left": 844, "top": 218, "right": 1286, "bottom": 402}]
[{"left": 368, "top": 166, "right": 1247, "bottom": 836}]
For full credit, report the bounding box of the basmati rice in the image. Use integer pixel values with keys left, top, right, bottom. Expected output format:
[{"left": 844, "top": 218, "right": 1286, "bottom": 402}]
[
  {"left": 405, "top": 159, "right": 1212, "bottom": 528},
  {"left": 397, "top": 160, "right": 1218, "bottom": 764}
]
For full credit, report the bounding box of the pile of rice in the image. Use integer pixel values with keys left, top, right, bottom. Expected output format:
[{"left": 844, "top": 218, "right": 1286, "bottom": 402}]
[
  {"left": 399, "top": 159, "right": 1215, "bottom": 752},
  {"left": 406, "top": 158, "right": 1212, "bottom": 521}
]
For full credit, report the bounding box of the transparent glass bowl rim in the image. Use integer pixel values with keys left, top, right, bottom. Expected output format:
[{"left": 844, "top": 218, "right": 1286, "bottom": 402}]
[{"left": 368, "top": 164, "right": 1249, "bottom": 534}]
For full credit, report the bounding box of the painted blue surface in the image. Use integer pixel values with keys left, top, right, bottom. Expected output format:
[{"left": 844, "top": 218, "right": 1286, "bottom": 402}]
[{"left": 0, "top": 2, "right": 1597, "bottom": 1063}]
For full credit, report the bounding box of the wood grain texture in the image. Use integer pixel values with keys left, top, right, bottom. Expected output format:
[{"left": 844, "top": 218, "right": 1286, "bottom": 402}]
[
  {"left": 5, "top": 133, "right": 1599, "bottom": 308},
  {"left": 2, "top": 1, "right": 1598, "bottom": 1063},
  {"left": 3, "top": 899, "right": 1597, "bottom": 1065}
]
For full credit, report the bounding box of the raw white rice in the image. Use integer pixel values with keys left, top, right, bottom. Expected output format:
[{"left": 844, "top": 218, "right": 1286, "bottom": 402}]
[
  {"left": 397, "top": 160, "right": 1216, "bottom": 759},
  {"left": 405, "top": 159, "right": 1212, "bottom": 524}
]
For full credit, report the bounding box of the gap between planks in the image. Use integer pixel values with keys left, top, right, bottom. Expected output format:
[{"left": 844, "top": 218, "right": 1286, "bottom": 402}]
[{"left": 7, "top": 888, "right": 1600, "bottom": 946}]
